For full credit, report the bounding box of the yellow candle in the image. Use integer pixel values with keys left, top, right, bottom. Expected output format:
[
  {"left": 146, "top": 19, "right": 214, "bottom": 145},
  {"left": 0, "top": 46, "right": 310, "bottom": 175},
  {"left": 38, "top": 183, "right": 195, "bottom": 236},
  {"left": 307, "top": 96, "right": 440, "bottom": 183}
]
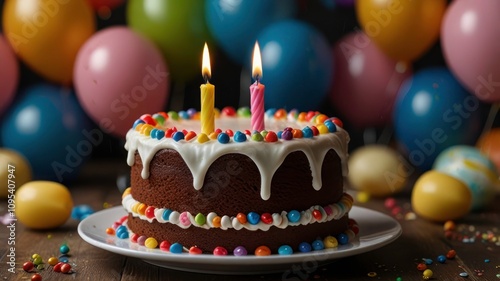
[{"left": 200, "top": 43, "right": 214, "bottom": 135}]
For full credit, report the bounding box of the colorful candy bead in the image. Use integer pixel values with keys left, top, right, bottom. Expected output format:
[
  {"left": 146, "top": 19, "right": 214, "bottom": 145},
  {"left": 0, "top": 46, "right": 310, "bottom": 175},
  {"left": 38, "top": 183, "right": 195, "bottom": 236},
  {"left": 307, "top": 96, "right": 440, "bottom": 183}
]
[
  {"left": 298, "top": 242, "right": 312, "bottom": 253},
  {"left": 60, "top": 244, "right": 70, "bottom": 255},
  {"left": 302, "top": 127, "right": 313, "bottom": 138},
  {"left": 186, "top": 108, "right": 197, "bottom": 117},
  {"left": 255, "top": 246, "right": 271, "bottom": 256},
  {"left": 330, "top": 117, "right": 343, "bottom": 128},
  {"left": 233, "top": 246, "right": 248, "bottom": 256},
  {"left": 233, "top": 131, "right": 247, "bottom": 142},
  {"left": 213, "top": 246, "right": 228, "bottom": 256},
  {"left": 316, "top": 124, "right": 329, "bottom": 134},
  {"left": 236, "top": 213, "right": 247, "bottom": 224},
  {"left": 287, "top": 210, "right": 301, "bottom": 223},
  {"left": 137, "top": 235, "right": 147, "bottom": 246},
  {"left": 137, "top": 203, "right": 147, "bottom": 215},
  {"left": 168, "top": 111, "right": 179, "bottom": 120},
  {"left": 53, "top": 262, "right": 63, "bottom": 272},
  {"left": 195, "top": 213, "right": 206, "bottom": 226},
  {"left": 416, "top": 263, "right": 427, "bottom": 271},
  {"left": 189, "top": 246, "right": 203, "bottom": 255},
  {"left": 145, "top": 206, "right": 155, "bottom": 219},
  {"left": 422, "top": 258, "right": 433, "bottom": 265},
  {"left": 237, "top": 107, "right": 251, "bottom": 117},
  {"left": 130, "top": 233, "right": 139, "bottom": 243},
  {"left": 145, "top": 237, "right": 158, "bottom": 249},
  {"left": 60, "top": 263, "right": 71, "bottom": 273},
  {"left": 172, "top": 131, "right": 185, "bottom": 142},
  {"left": 446, "top": 249, "right": 456, "bottom": 259},
  {"left": 23, "top": 261, "right": 34, "bottom": 272},
  {"left": 212, "top": 216, "right": 221, "bottom": 228},
  {"left": 160, "top": 240, "right": 171, "bottom": 251},
  {"left": 337, "top": 233, "right": 349, "bottom": 245},
  {"left": 281, "top": 130, "right": 293, "bottom": 140},
  {"left": 324, "top": 120, "right": 337, "bottom": 132},
  {"left": 265, "top": 131, "right": 278, "bottom": 142},
  {"left": 217, "top": 132, "right": 230, "bottom": 144},
  {"left": 260, "top": 213, "right": 273, "bottom": 224},
  {"left": 278, "top": 245, "right": 293, "bottom": 255},
  {"left": 222, "top": 106, "right": 236, "bottom": 116},
  {"left": 292, "top": 129, "right": 303, "bottom": 138},
  {"left": 197, "top": 133, "right": 209, "bottom": 143},
  {"left": 152, "top": 113, "right": 165, "bottom": 125},
  {"left": 323, "top": 236, "right": 338, "bottom": 248},
  {"left": 31, "top": 273, "right": 42, "bottom": 281},
  {"left": 312, "top": 239, "right": 325, "bottom": 250},
  {"left": 178, "top": 110, "right": 189, "bottom": 119},
  {"left": 170, "top": 243, "right": 183, "bottom": 254},
  {"left": 247, "top": 212, "right": 260, "bottom": 225},
  {"left": 437, "top": 255, "right": 446, "bottom": 263},
  {"left": 312, "top": 209, "right": 322, "bottom": 221},
  {"left": 266, "top": 108, "right": 277, "bottom": 117},
  {"left": 251, "top": 132, "right": 263, "bottom": 142},
  {"left": 105, "top": 227, "right": 115, "bottom": 235},
  {"left": 179, "top": 212, "right": 191, "bottom": 227},
  {"left": 423, "top": 269, "right": 433, "bottom": 279},
  {"left": 48, "top": 257, "right": 58, "bottom": 266},
  {"left": 162, "top": 209, "right": 172, "bottom": 221}
]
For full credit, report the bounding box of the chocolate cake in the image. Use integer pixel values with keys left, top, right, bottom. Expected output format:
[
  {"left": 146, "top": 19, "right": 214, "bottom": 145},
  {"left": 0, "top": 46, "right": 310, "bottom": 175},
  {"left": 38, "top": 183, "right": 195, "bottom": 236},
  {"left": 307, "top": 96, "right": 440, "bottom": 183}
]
[{"left": 121, "top": 108, "right": 356, "bottom": 255}]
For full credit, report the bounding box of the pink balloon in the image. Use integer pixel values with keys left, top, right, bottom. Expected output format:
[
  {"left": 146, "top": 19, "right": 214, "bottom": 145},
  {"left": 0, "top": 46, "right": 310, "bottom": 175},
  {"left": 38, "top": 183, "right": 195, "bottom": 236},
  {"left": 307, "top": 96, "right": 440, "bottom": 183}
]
[
  {"left": 441, "top": 0, "right": 500, "bottom": 103},
  {"left": 329, "top": 32, "right": 412, "bottom": 128},
  {"left": 0, "top": 35, "right": 19, "bottom": 116},
  {"left": 74, "top": 27, "right": 170, "bottom": 138}
]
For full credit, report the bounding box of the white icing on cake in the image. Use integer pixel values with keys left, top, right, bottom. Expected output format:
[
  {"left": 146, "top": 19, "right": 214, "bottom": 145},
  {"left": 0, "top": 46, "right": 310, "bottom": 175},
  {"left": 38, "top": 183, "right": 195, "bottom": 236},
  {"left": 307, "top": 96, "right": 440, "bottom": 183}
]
[{"left": 124, "top": 116, "right": 349, "bottom": 200}]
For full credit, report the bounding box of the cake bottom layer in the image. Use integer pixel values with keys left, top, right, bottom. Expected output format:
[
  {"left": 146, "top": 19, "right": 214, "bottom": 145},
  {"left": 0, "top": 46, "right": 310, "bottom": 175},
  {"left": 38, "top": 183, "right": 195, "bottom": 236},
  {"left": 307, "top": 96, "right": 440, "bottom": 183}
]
[{"left": 127, "top": 214, "right": 349, "bottom": 254}]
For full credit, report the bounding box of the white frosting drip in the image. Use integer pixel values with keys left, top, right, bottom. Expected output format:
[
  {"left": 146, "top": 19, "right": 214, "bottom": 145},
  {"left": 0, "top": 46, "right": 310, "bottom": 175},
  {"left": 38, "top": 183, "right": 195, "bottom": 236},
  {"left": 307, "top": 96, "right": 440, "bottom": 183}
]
[
  {"left": 124, "top": 117, "right": 349, "bottom": 200},
  {"left": 122, "top": 193, "right": 353, "bottom": 231}
]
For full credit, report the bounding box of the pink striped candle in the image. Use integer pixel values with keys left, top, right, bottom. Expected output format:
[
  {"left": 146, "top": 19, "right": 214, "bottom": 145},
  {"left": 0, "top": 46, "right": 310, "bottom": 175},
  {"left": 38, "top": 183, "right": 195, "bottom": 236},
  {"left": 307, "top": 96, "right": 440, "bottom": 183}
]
[{"left": 250, "top": 42, "right": 265, "bottom": 132}]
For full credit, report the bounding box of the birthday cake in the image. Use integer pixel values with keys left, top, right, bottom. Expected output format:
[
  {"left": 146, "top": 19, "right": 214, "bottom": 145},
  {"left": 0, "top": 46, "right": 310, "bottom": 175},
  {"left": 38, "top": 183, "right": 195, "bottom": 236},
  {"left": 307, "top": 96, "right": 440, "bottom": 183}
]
[{"left": 120, "top": 107, "right": 356, "bottom": 255}]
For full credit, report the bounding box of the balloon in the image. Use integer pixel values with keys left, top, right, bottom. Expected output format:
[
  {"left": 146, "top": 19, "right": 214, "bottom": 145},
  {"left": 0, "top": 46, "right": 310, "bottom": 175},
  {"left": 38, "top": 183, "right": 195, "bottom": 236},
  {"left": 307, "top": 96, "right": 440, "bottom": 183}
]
[
  {"left": 329, "top": 32, "right": 412, "bottom": 128},
  {"left": 0, "top": 35, "right": 19, "bottom": 116},
  {"left": 0, "top": 84, "right": 93, "bottom": 182},
  {"left": 336, "top": 0, "right": 355, "bottom": 7},
  {"left": 205, "top": 0, "right": 296, "bottom": 64},
  {"left": 74, "top": 27, "right": 170, "bottom": 138},
  {"left": 256, "top": 20, "right": 333, "bottom": 111},
  {"left": 355, "top": 0, "right": 446, "bottom": 62},
  {"left": 441, "top": 0, "right": 500, "bottom": 103},
  {"left": 433, "top": 145, "right": 498, "bottom": 210},
  {"left": 86, "top": 0, "right": 124, "bottom": 10},
  {"left": 127, "top": 0, "right": 213, "bottom": 82},
  {"left": 393, "top": 68, "right": 485, "bottom": 171},
  {"left": 477, "top": 128, "right": 500, "bottom": 173},
  {"left": 348, "top": 145, "right": 408, "bottom": 197},
  {"left": 0, "top": 148, "right": 32, "bottom": 199},
  {"left": 2, "top": 0, "right": 95, "bottom": 85}
]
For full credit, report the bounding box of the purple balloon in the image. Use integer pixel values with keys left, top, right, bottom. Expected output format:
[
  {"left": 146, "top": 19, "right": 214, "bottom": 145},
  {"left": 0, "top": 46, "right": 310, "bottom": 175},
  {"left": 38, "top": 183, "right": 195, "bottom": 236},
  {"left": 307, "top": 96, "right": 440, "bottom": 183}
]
[
  {"left": 329, "top": 32, "right": 412, "bottom": 128},
  {"left": 441, "top": 0, "right": 500, "bottom": 103}
]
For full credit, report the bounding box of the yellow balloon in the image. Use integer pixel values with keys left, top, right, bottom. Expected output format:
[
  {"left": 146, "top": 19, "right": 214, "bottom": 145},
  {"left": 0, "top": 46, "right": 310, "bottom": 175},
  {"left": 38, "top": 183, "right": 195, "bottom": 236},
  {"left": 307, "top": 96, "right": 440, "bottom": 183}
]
[
  {"left": 0, "top": 149, "right": 32, "bottom": 198},
  {"left": 2, "top": 0, "right": 96, "bottom": 85},
  {"left": 355, "top": 0, "right": 446, "bottom": 62}
]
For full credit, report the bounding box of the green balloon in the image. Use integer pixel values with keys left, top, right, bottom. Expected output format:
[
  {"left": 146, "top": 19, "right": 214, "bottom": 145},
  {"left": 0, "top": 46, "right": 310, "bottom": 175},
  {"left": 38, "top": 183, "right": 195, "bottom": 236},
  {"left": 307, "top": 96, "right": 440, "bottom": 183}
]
[{"left": 127, "top": 0, "right": 213, "bottom": 82}]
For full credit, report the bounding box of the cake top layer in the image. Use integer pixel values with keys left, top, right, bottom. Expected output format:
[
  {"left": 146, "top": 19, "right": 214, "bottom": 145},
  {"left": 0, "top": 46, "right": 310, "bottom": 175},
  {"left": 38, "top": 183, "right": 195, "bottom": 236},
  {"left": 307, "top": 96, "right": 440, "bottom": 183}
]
[{"left": 125, "top": 107, "right": 350, "bottom": 200}]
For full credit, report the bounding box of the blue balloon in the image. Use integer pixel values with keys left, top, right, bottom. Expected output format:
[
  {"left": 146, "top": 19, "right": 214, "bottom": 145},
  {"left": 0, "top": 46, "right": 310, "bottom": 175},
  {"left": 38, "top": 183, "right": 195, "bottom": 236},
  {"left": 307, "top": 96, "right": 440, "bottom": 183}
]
[
  {"left": 393, "top": 68, "right": 485, "bottom": 171},
  {"left": 256, "top": 20, "right": 333, "bottom": 111},
  {"left": 205, "top": 0, "right": 297, "bottom": 64},
  {"left": 1, "top": 84, "right": 94, "bottom": 182}
]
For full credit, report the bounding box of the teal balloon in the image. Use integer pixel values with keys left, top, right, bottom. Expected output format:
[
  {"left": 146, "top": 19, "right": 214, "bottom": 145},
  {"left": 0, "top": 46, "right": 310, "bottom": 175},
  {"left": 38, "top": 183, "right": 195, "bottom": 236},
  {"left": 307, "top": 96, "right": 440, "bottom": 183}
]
[
  {"left": 393, "top": 68, "right": 485, "bottom": 171},
  {"left": 1, "top": 84, "right": 93, "bottom": 182},
  {"left": 127, "top": 0, "right": 213, "bottom": 81},
  {"left": 256, "top": 20, "right": 333, "bottom": 111},
  {"left": 433, "top": 145, "right": 498, "bottom": 210},
  {"left": 205, "top": 0, "right": 297, "bottom": 64}
]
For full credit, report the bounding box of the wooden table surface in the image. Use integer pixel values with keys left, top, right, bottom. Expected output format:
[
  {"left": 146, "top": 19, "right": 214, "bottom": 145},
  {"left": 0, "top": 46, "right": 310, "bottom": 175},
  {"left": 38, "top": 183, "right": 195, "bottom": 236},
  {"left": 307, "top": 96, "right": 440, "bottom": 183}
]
[{"left": 1, "top": 159, "right": 499, "bottom": 281}]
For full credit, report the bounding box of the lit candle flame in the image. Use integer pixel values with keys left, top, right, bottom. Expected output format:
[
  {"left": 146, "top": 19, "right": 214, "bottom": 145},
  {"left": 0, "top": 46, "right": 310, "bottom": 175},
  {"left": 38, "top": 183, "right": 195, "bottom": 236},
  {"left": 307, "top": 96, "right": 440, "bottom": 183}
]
[
  {"left": 252, "top": 42, "right": 262, "bottom": 81},
  {"left": 202, "top": 42, "right": 211, "bottom": 82}
]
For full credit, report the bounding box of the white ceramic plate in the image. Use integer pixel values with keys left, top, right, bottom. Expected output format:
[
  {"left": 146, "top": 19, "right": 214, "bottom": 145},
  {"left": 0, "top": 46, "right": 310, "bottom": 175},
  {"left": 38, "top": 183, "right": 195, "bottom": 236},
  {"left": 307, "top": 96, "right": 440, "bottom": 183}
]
[{"left": 78, "top": 206, "right": 401, "bottom": 274}]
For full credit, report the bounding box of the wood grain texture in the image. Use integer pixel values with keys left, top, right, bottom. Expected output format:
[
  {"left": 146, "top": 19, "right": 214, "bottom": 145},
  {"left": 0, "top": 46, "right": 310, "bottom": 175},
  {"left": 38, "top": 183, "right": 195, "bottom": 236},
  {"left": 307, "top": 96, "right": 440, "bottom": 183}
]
[{"left": 1, "top": 159, "right": 498, "bottom": 280}]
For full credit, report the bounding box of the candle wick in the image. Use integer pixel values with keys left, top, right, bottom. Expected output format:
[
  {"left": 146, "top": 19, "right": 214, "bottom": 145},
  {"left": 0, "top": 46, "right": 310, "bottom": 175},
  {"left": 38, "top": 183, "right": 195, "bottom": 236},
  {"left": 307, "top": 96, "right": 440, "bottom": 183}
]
[
  {"left": 203, "top": 74, "right": 209, "bottom": 84},
  {"left": 254, "top": 75, "right": 260, "bottom": 85}
]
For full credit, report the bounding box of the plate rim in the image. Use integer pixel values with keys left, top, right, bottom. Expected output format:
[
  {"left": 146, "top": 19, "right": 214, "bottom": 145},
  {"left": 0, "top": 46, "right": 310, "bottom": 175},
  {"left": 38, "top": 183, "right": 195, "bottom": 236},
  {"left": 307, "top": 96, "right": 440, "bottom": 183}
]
[{"left": 78, "top": 205, "right": 402, "bottom": 268}]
